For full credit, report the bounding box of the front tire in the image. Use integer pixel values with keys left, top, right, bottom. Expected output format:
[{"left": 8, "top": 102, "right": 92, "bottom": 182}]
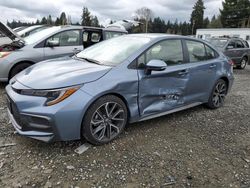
[
  {"left": 9, "top": 63, "right": 32, "bottom": 79},
  {"left": 206, "top": 79, "right": 228, "bottom": 109},
  {"left": 82, "top": 95, "right": 128, "bottom": 145}
]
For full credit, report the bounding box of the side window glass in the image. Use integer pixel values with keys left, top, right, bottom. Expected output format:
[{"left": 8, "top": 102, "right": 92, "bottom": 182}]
[
  {"left": 186, "top": 40, "right": 206, "bottom": 62},
  {"left": 145, "top": 40, "right": 183, "bottom": 66},
  {"left": 205, "top": 45, "right": 218, "bottom": 60},
  {"left": 227, "top": 41, "right": 235, "bottom": 49},
  {"left": 91, "top": 32, "right": 101, "bottom": 42},
  {"left": 236, "top": 40, "right": 244, "bottom": 48},
  {"left": 83, "top": 32, "right": 89, "bottom": 42},
  {"left": 105, "top": 31, "right": 124, "bottom": 40},
  {"left": 46, "top": 30, "right": 80, "bottom": 47}
]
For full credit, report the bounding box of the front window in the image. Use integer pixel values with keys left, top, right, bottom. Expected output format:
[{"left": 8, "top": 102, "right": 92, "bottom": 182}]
[
  {"left": 46, "top": 30, "right": 80, "bottom": 47},
  {"left": 138, "top": 39, "right": 184, "bottom": 66},
  {"left": 24, "top": 27, "right": 61, "bottom": 45},
  {"left": 76, "top": 36, "right": 151, "bottom": 66}
]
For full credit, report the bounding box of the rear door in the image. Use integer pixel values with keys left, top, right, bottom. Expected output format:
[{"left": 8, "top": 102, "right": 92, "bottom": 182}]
[
  {"left": 223, "top": 40, "right": 238, "bottom": 63},
  {"left": 83, "top": 30, "right": 102, "bottom": 48},
  {"left": 138, "top": 39, "right": 189, "bottom": 117},
  {"left": 183, "top": 40, "right": 218, "bottom": 103},
  {"left": 43, "top": 30, "right": 83, "bottom": 60}
]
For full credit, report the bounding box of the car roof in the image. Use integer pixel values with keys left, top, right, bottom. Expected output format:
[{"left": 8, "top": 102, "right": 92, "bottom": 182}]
[
  {"left": 58, "top": 25, "right": 127, "bottom": 33},
  {"left": 124, "top": 33, "right": 200, "bottom": 40}
]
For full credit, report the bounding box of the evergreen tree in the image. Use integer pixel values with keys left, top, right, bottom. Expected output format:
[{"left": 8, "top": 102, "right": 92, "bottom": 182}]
[
  {"left": 47, "top": 15, "right": 53, "bottom": 25},
  {"left": 55, "top": 17, "right": 60, "bottom": 26},
  {"left": 41, "top": 17, "right": 47, "bottom": 24},
  {"left": 81, "top": 7, "right": 92, "bottom": 26},
  {"left": 91, "top": 16, "right": 100, "bottom": 27},
  {"left": 190, "top": 0, "right": 206, "bottom": 34},
  {"left": 203, "top": 17, "right": 210, "bottom": 28},
  {"left": 59, "top": 12, "right": 67, "bottom": 25},
  {"left": 208, "top": 15, "right": 222, "bottom": 28}
]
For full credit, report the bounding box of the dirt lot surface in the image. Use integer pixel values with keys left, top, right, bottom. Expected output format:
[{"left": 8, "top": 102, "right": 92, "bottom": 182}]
[{"left": 0, "top": 68, "right": 250, "bottom": 188}]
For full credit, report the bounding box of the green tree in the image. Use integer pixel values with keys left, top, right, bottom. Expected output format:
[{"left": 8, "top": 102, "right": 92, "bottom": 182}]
[
  {"left": 59, "top": 12, "right": 67, "bottom": 25},
  {"left": 203, "top": 17, "right": 210, "bottom": 28},
  {"left": 81, "top": 7, "right": 92, "bottom": 26},
  {"left": 41, "top": 17, "right": 47, "bottom": 24},
  {"left": 151, "top": 17, "right": 166, "bottom": 33},
  {"left": 190, "top": 0, "right": 206, "bottom": 34},
  {"left": 55, "top": 17, "right": 60, "bottom": 26},
  {"left": 47, "top": 15, "right": 53, "bottom": 25},
  {"left": 208, "top": 15, "right": 222, "bottom": 28},
  {"left": 91, "top": 16, "right": 100, "bottom": 27},
  {"left": 220, "top": 0, "right": 250, "bottom": 28}
]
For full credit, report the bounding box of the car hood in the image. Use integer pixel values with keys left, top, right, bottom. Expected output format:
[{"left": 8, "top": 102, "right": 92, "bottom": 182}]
[
  {"left": 15, "top": 57, "right": 112, "bottom": 90},
  {"left": 0, "top": 21, "right": 24, "bottom": 42}
]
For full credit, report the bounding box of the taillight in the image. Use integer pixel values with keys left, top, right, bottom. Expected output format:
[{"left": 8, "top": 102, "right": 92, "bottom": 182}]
[
  {"left": 0, "top": 52, "right": 11, "bottom": 58},
  {"left": 228, "top": 59, "right": 234, "bottom": 66}
]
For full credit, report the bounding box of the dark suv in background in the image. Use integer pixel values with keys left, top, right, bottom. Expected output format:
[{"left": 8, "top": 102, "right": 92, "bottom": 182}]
[{"left": 209, "top": 37, "right": 250, "bottom": 69}]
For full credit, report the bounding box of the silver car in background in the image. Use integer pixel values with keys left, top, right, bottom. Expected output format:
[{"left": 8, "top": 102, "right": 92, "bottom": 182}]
[{"left": 0, "top": 23, "right": 127, "bottom": 81}]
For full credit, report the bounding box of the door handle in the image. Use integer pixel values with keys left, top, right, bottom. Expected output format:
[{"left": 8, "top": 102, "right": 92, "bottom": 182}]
[
  {"left": 209, "top": 64, "right": 216, "bottom": 69},
  {"left": 178, "top": 69, "right": 189, "bottom": 76},
  {"left": 73, "top": 48, "right": 81, "bottom": 54}
]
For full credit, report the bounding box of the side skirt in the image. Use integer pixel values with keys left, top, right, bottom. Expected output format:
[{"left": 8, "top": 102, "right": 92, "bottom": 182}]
[{"left": 139, "top": 102, "right": 203, "bottom": 122}]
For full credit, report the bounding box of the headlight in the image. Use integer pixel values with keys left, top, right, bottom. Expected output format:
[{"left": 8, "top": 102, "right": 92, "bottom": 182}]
[
  {"left": 19, "top": 85, "right": 82, "bottom": 106},
  {"left": 0, "top": 52, "right": 11, "bottom": 58}
]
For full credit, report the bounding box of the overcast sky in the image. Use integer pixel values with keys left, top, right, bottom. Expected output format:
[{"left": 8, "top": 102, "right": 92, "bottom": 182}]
[{"left": 0, "top": 0, "right": 223, "bottom": 25}]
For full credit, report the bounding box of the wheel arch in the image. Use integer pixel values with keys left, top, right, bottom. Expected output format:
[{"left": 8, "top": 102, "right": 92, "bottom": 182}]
[
  {"left": 8, "top": 60, "right": 35, "bottom": 80},
  {"left": 219, "top": 76, "right": 229, "bottom": 94},
  {"left": 80, "top": 92, "right": 132, "bottom": 138}
]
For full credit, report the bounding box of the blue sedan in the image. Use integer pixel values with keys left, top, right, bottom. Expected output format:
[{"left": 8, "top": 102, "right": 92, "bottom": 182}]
[{"left": 6, "top": 34, "right": 234, "bottom": 145}]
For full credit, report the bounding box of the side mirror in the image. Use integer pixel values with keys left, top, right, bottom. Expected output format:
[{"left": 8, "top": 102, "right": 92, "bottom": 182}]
[
  {"left": 47, "top": 40, "right": 59, "bottom": 48},
  {"left": 227, "top": 45, "right": 234, "bottom": 50},
  {"left": 145, "top": 59, "right": 167, "bottom": 75}
]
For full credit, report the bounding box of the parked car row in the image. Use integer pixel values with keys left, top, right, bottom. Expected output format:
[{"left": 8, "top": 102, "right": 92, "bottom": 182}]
[{"left": 0, "top": 22, "right": 127, "bottom": 81}]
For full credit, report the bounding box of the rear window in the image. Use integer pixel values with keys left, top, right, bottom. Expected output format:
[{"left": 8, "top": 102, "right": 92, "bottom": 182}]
[
  {"left": 104, "top": 31, "right": 126, "bottom": 40},
  {"left": 209, "top": 39, "right": 228, "bottom": 48},
  {"left": 186, "top": 40, "right": 218, "bottom": 62}
]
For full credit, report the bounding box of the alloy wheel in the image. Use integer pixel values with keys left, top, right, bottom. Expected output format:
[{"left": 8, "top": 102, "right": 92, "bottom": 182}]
[
  {"left": 90, "top": 102, "right": 125, "bottom": 142},
  {"left": 240, "top": 58, "right": 247, "bottom": 69},
  {"left": 212, "top": 81, "right": 227, "bottom": 108}
]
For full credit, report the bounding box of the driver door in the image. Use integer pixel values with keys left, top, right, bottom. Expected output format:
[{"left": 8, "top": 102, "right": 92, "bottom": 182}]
[
  {"left": 43, "top": 30, "right": 83, "bottom": 60},
  {"left": 138, "top": 39, "right": 189, "bottom": 117}
]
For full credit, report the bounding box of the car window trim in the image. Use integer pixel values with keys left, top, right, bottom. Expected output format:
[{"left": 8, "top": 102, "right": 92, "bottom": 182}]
[
  {"left": 184, "top": 39, "right": 219, "bottom": 63},
  {"left": 44, "top": 29, "right": 82, "bottom": 48},
  {"left": 132, "top": 38, "right": 187, "bottom": 70}
]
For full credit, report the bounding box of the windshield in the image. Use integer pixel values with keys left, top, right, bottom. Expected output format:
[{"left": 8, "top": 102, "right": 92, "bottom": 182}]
[
  {"left": 24, "top": 27, "right": 61, "bottom": 45},
  {"left": 209, "top": 38, "right": 228, "bottom": 48},
  {"left": 76, "top": 36, "right": 151, "bottom": 66}
]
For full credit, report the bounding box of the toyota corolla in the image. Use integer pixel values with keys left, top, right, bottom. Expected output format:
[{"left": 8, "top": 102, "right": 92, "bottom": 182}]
[{"left": 6, "top": 34, "right": 234, "bottom": 145}]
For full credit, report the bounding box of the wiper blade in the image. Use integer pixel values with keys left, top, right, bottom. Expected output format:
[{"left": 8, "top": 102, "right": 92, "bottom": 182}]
[{"left": 75, "top": 56, "right": 102, "bottom": 65}]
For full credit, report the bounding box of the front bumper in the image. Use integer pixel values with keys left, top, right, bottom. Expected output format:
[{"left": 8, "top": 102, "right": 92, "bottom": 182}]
[{"left": 5, "top": 84, "right": 93, "bottom": 142}]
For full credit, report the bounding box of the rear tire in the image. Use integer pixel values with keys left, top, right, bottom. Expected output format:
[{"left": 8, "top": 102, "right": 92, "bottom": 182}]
[
  {"left": 237, "top": 57, "right": 247, "bottom": 69},
  {"left": 9, "top": 63, "right": 32, "bottom": 79},
  {"left": 82, "top": 95, "right": 128, "bottom": 145},
  {"left": 206, "top": 79, "right": 228, "bottom": 109}
]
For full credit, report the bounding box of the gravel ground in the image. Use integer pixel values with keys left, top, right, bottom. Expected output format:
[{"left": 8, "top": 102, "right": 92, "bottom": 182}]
[{"left": 0, "top": 67, "right": 250, "bottom": 188}]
